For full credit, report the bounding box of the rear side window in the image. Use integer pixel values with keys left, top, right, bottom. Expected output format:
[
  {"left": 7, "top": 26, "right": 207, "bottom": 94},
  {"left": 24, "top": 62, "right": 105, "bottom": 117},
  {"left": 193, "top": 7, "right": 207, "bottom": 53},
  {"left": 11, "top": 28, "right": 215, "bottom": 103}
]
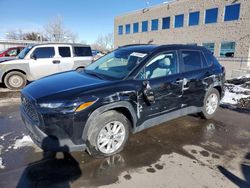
[
  {"left": 59, "top": 47, "right": 71, "bottom": 57},
  {"left": 32, "top": 47, "right": 55, "bottom": 59},
  {"left": 181, "top": 50, "right": 202, "bottom": 72},
  {"left": 74, "top": 47, "right": 92, "bottom": 57}
]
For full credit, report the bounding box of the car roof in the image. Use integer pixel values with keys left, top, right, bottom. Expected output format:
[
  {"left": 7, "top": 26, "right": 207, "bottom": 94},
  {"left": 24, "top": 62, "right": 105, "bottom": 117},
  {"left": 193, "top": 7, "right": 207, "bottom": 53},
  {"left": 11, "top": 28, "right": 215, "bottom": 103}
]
[
  {"left": 28, "top": 43, "right": 91, "bottom": 48},
  {"left": 119, "top": 44, "right": 210, "bottom": 54}
]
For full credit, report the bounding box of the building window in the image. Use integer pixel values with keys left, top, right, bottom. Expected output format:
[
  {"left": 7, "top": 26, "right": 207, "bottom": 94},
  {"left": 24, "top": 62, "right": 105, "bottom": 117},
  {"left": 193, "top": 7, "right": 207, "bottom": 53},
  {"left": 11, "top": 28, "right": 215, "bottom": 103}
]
[
  {"left": 142, "top": 21, "right": 148, "bottom": 32},
  {"left": 151, "top": 19, "right": 159, "bottom": 31},
  {"left": 162, "top": 17, "right": 170, "bottom": 29},
  {"left": 220, "top": 42, "right": 236, "bottom": 57},
  {"left": 125, "top": 24, "right": 131, "bottom": 34},
  {"left": 189, "top": 11, "right": 200, "bottom": 26},
  {"left": 202, "top": 43, "right": 215, "bottom": 54},
  {"left": 118, "top": 25, "right": 123, "bottom": 35},
  {"left": 224, "top": 4, "right": 240, "bottom": 21},
  {"left": 133, "top": 22, "right": 139, "bottom": 33},
  {"left": 175, "top": 14, "right": 184, "bottom": 28},
  {"left": 205, "top": 8, "right": 218, "bottom": 24}
]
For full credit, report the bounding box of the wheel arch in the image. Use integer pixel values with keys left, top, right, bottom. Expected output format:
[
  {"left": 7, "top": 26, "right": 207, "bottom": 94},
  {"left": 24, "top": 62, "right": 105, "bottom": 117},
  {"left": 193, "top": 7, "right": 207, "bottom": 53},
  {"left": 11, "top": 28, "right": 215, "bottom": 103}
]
[{"left": 82, "top": 101, "right": 137, "bottom": 141}]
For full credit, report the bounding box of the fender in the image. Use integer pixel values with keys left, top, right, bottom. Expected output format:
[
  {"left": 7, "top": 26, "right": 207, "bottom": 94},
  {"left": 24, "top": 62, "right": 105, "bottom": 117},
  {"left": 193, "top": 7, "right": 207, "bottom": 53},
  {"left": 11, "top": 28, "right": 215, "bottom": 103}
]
[{"left": 82, "top": 101, "right": 138, "bottom": 141}]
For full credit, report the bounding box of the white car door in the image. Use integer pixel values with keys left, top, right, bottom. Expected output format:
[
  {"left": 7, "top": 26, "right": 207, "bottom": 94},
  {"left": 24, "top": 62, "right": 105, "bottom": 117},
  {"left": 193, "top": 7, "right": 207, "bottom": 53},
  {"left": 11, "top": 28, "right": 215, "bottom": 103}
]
[
  {"left": 57, "top": 45, "right": 74, "bottom": 72},
  {"left": 29, "top": 46, "right": 59, "bottom": 80}
]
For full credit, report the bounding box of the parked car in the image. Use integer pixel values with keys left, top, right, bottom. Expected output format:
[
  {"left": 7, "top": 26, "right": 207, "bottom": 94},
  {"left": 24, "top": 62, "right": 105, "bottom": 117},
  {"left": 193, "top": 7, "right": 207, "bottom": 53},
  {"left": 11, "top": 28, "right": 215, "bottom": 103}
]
[
  {"left": 0, "top": 46, "right": 24, "bottom": 57},
  {"left": 0, "top": 43, "right": 93, "bottom": 89},
  {"left": 20, "top": 44, "right": 225, "bottom": 158}
]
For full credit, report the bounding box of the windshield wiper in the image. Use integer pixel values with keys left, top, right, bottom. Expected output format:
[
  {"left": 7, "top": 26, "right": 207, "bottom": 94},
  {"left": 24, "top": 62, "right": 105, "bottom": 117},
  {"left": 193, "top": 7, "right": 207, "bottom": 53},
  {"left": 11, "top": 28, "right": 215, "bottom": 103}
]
[{"left": 84, "top": 70, "right": 104, "bottom": 80}]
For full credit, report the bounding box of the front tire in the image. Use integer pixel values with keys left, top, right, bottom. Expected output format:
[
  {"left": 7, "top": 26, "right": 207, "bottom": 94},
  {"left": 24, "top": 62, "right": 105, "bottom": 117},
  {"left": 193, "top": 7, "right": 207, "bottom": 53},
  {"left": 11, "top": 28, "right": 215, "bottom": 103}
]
[
  {"left": 201, "top": 88, "right": 220, "bottom": 119},
  {"left": 86, "top": 110, "right": 130, "bottom": 158},
  {"left": 4, "top": 71, "right": 27, "bottom": 90}
]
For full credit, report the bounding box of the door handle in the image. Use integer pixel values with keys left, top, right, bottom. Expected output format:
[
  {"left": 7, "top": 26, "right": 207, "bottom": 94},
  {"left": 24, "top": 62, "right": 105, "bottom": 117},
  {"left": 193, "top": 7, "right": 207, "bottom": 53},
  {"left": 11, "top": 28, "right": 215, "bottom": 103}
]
[{"left": 53, "top": 60, "right": 61, "bottom": 64}]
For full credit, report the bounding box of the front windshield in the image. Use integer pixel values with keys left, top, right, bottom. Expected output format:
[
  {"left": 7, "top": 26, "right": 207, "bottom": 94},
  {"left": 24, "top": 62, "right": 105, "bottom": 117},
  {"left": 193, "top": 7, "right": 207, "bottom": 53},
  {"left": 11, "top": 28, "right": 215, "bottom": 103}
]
[
  {"left": 85, "top": 49, "right": 147, "bottom": 80},
  {"left": 18, "top": 46, "right": 33, "bottom": 59}
]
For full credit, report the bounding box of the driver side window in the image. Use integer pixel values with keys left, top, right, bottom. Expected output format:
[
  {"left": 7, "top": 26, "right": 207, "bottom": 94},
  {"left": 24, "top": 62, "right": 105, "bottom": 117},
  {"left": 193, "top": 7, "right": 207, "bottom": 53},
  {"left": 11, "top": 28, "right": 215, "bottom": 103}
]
[{"left": 138, "top": 51, "right": 178, "bottom": 79}]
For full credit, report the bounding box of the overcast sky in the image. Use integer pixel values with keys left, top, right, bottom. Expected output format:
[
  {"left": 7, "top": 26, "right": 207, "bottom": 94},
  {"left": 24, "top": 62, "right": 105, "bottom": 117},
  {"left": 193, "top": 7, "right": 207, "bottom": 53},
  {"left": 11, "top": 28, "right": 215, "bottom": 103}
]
[{"left": 0, "top": 0, "right": 167, "bottom": 43}]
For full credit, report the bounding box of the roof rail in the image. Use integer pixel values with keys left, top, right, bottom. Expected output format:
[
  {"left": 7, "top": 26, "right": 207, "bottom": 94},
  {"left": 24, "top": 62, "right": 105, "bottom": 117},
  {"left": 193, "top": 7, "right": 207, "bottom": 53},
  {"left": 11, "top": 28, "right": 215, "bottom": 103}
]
[{"left": 118, "top": 44, "right": 154, "bottom": 48}]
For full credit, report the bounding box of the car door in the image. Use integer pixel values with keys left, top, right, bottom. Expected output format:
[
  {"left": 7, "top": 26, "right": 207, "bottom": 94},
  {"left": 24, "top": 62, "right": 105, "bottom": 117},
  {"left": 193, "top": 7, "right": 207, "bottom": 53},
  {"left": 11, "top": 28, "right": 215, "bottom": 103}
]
[
  {"left": 29, "top": 46, "right": 59, "bottom": 80},
  {"left": 179, "top": 50, "right": 211, "bottom": 108},
  {"left": 137, "top": 51, "right": 183, "bottom": 120},
  {"left": 57, "top": 45, "right": 74, "bottom": 72}
]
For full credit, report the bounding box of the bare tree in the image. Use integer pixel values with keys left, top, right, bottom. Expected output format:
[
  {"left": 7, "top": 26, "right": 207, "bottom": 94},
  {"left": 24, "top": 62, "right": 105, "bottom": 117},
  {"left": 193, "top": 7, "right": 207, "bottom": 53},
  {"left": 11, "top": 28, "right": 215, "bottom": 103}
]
[
  {"left": 6, "top": 29, "right": 24, "bottom": 40},
  {"left": 23, "top": 32, "right": 47, "bottom": 41},
  {"left": 92, "top": 33, "right": 114, "bottom": 51},
  {"left": 44, "top": 16, "right": 78, "bottom": 42}
]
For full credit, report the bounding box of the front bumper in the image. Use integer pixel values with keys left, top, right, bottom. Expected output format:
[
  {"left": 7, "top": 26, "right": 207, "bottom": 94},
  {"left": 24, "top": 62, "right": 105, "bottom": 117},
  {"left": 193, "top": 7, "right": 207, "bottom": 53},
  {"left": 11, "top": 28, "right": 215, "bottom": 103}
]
[{"left": 20, "top": 106, "right": 86, "bottom": 152}]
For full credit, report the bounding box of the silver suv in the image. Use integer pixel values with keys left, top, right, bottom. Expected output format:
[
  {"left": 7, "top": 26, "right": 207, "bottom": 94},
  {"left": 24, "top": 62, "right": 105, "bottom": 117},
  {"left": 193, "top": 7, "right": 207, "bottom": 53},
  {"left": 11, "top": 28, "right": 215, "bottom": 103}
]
[{"left": 0, "top": 43, "right": 93, "bottom": 89}]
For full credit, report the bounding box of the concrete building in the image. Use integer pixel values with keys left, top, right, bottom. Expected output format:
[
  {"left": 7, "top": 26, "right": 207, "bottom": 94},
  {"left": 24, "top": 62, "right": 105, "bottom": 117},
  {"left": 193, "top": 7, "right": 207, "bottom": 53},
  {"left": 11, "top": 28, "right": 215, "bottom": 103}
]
[{"left": 114, "top": 0, "right": 250, "bottom": 78}]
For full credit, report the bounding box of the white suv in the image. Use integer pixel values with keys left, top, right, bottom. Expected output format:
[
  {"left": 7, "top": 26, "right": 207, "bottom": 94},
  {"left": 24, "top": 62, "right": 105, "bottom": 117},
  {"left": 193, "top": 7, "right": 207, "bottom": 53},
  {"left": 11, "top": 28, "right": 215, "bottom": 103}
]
[{"left": 0, "top": 43, "right": 93, "bottom": 89}]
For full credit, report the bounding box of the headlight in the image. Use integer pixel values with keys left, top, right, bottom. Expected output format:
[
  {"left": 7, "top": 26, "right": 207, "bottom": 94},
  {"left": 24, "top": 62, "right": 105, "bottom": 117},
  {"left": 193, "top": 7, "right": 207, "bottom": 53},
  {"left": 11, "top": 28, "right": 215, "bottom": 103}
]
[
  {"left": 38, "top": 100, "right": 96, "bottom": 113},
  {"left": 39, "top": 103, "right": 64, "bottom": 109}
]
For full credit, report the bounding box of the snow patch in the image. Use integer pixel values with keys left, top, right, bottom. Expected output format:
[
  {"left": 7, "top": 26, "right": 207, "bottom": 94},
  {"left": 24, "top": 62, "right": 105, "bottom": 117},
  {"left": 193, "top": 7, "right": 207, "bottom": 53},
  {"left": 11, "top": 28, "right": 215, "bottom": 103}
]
[
  {"left": 0, "top": 145, "right": 5, "bottom": 169},
  {"left": 221, "top": 88, "right": 249, "bottom": 105},
  {"left": 13, "top": 135, "right": 34, "bottom": 149},
  {"left": 0, "top": 157, "right": 4, "bottom": 169}
]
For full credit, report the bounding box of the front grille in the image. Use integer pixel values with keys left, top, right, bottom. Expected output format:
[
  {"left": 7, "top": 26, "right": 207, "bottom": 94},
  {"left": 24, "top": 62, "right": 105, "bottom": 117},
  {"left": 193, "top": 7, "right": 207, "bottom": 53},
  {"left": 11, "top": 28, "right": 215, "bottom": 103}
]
[{"left": 21, "top": 94, "right": 40, "bottom": 125}]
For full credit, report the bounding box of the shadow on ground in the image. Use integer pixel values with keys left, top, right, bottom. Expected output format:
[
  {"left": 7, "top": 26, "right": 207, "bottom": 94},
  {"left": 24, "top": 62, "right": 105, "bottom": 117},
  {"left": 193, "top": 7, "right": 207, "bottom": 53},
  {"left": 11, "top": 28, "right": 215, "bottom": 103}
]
[{"left": 218, "top": 153, "right": 250, "bottom": 188}]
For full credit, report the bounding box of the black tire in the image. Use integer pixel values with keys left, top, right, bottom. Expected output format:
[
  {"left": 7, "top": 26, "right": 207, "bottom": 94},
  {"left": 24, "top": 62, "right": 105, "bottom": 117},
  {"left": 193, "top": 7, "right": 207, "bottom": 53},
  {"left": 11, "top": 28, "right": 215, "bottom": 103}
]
[
  {"left": 4, "top": 71, "right": 27, "bottom": 90},
  {"left": 86, "top": 110, "right": 130, "bottom": 158},
  {"left": 201, "top": 88, "right": 220, "bottom": 119},
  {"left": 76, "top": 67, "right": 84, "bottom": 73}
]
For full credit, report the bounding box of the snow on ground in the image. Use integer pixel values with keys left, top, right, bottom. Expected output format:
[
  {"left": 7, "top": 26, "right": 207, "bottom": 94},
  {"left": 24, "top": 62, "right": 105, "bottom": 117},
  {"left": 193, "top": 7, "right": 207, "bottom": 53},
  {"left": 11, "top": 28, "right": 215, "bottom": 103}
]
[
  {"left": 13, "top": 135, "right": 34, "bottom": 149},
  {"left": 0, "top": 145, "right": 5, "bottom": 169},
  {"left": 221, "top": 75, "right": 250, "bottom": 110}
]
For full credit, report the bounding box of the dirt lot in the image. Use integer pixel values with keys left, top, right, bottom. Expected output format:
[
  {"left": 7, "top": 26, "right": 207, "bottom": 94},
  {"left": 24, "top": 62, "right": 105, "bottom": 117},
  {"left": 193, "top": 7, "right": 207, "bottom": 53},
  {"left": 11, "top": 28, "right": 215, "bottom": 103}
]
[{"left": 0, "top": 92, "right": 249, "bottom": 187}]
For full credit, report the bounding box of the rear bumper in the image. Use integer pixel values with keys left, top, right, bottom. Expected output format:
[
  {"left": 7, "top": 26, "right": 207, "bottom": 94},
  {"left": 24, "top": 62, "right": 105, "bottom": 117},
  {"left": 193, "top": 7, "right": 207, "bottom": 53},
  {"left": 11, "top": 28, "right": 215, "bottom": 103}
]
[{"left": 20, "top": 106, "right": 86, "bottom": 152}]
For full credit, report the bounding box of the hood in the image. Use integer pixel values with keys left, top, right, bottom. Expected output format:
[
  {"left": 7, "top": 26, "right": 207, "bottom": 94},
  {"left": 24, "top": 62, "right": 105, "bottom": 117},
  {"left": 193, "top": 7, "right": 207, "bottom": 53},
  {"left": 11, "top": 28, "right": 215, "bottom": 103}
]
[
  {"left": 22, "top": 71, "right": 110, "bottom": 101},
  {"left": 0, "top": 57, "right": 17, "bottom": 63}
]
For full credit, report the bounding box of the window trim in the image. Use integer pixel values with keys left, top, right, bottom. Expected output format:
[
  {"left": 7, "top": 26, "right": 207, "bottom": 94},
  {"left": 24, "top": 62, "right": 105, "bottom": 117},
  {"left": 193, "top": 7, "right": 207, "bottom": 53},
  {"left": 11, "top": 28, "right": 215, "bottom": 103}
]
[
  {"left": 188, "top": 11, "right": 200, "bottom": 26},
  {"left": 58, "top": 46, "right": 72, "bottom": 58},
  {"left": 31, "top": 46, "right": 55, "bottom": 59},
  {"left": 151, "top": 19, "right": 159, "bottom": 31},
  {"left": 135, "top": 50, "right": 180, "bottom": 80},
  {"left": 179, "top": 49, "right": 206, "bottom": 73},
  {"left": 174, "top": 14, "right": 184, "bottom": 28},
  {"left": 118, "top": 25, "right": 123, "bottom": 35},
  {"left": 162, "top": 16, "right": 171, "bottom": 30},
  {"left": 219, "top": 41, "right": 236, "bottom": 58},
  {"left": 125, "top": 24, "right": 131, "bottom": 34},
  {"left": 133, "top": 22, "right": 139, "bottom": 33},
  {"left": 224, "top": 3, "right": 241, "bottom": 22},
  {"left": 204, "top": 7, "right": 218, "bottom": 24},
  {"left": 142, "top": 20, "right": 148, "bottom": 32}
]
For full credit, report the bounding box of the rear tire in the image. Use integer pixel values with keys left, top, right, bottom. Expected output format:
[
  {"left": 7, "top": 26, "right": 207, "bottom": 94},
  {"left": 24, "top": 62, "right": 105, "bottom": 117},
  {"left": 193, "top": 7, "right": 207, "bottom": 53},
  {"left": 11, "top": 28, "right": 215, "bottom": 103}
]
[
  {"left": 4, "top": 71, "right": 27, "bottom": 90},
  {"left": 86, "top": 110, "right": 130, "bottom": 158},
  {"left": 201, "top": 88, "right": 220, "bottom": 119}
]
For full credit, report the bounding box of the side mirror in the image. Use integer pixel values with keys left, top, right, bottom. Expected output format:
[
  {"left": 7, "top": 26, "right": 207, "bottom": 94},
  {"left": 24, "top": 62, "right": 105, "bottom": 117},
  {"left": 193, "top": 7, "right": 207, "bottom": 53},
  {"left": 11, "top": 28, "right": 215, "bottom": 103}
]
[
  {"left": 143, "top": 81, "right": 155, "bottom": 104},
  {"left": 5, "top": 53, "right": 10, "bottom": 57},
  {"left": 30, "top": 54, "right": 37, "bottom": 60}
]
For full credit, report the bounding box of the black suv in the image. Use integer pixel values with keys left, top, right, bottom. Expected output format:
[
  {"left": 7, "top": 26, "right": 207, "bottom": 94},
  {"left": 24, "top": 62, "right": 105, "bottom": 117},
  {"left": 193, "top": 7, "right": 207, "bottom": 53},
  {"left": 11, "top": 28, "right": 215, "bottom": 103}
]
[{"left": 20, "top": 44, "right": 225, "bottom": 158}]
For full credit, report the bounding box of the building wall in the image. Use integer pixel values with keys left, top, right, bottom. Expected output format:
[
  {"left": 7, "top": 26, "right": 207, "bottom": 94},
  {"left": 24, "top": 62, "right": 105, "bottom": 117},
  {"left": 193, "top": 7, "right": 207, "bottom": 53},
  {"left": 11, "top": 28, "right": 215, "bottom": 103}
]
[
  {"left": 0, "top": 40, "right": 43, "bottom": 51},
  {"left": 114, "top": 0, "right": 250, "bottom": 63}
]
